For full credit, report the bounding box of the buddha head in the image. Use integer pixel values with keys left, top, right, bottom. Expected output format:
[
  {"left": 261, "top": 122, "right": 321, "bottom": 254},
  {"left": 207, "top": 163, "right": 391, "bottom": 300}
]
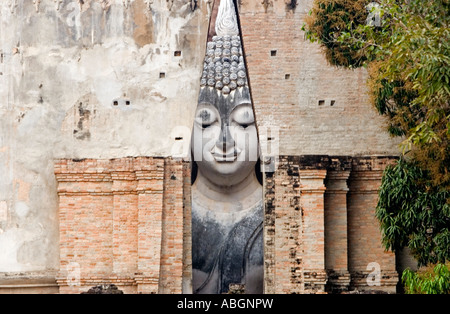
[
  {"left": 192, "top": 0, "right": 261, "bottom": 188},
  {"left": 192, "top": 85, "right": 259, "bottom": 187},
  {"left": 191, "top": 0, "right": 260, "bottom": 187}
]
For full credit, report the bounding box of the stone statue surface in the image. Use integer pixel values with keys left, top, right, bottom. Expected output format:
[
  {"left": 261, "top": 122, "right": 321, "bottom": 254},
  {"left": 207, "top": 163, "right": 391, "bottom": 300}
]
[{"left": 191, "top": 0, "right": 263, "bottom": 294}]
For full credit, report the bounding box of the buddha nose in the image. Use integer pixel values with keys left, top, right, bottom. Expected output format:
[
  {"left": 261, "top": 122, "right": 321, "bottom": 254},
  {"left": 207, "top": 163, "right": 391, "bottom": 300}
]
[{"left": 216, "top": 121, "right": 235, "bottom": 152}]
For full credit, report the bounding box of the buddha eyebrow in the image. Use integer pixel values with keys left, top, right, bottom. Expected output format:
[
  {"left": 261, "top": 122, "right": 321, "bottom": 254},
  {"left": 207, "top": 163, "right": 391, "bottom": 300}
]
[
  {"left": 231, "top": 102, "right": 252, "bottom": 113},
  {"left": 232, "top": 104, "right": 254, "bottom": 116}
]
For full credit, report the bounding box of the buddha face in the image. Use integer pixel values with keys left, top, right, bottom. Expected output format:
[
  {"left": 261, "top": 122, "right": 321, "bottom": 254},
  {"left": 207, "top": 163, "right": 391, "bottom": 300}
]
[{"left": 192, "top": 87, "right": 259, "bottom": 187}]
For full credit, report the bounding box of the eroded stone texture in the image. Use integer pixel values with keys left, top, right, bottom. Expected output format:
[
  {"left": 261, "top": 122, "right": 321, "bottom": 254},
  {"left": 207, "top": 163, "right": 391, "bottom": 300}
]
[{"left": 81, "top": 284, "right": 124, "bottom": 294}]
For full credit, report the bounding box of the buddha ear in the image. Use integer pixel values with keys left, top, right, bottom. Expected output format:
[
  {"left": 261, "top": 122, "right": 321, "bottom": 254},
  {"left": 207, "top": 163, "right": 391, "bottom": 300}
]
[
  {"left": 191, "top": 159, "right": 198, "bottom": 185},
  {"left": 255, "top": 158, "right": 263, "bottom": 186}
]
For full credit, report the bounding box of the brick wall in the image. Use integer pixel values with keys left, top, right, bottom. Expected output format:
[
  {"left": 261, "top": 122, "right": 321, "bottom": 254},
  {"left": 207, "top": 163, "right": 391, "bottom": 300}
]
[
  {"left": 263, "top": 155, "right": 398, "bottom": 294},
  {"left": 55, "top": 157, "right": 190, "bottom": 294},
  {"left": 239, "top": 1, "right": 401, "bottom": 156},
  {"left": 54, "top": 155, "right": 398, "bottom": 294}
]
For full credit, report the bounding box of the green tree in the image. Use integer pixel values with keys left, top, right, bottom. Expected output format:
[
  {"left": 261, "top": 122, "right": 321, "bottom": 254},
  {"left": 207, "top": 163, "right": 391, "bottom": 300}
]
[
  {"left": 402, "top": 263, "right": 450, "bottom": 294},
  {"left": 304, "top": 0, "right": 450, "bottom": 188},
  {"left": 303, "top": 0, "right": 450, "bottom": 292},
  {"left": 303, "top": 0, "right": 370, "bottom": 67},
  {"left": 376, "top": 158, "right": 449, "bottom": 266}
]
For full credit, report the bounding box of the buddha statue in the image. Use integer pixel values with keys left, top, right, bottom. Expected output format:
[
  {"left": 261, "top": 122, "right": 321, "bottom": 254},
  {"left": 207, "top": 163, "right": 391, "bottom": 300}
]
[{"left": 190, "top": 0, "right": 263, "bottom": 294}]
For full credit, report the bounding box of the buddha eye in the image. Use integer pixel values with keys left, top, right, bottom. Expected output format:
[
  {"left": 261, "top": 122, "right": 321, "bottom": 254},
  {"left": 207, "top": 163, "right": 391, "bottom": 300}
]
[
  {"left": 196, "top": 107, "right": 217, "bottom": 129},
  {"left": 232, "top": 105, "right": 254, "bottom": 129}
]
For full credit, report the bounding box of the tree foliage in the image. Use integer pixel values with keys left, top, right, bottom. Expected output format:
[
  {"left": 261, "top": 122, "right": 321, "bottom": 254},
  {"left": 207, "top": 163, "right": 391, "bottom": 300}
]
[
  {"left": 402, "top": 263, "right": 450, "bottom": 294},
  {"left": 304, "top": 0, "right": 450, "bottom": 189},
  {"left": 304, "top": 0, "right": 370, "bottom": 67},
  {"left": 376, "top": 158, "right": 450, "bottom": 266}
]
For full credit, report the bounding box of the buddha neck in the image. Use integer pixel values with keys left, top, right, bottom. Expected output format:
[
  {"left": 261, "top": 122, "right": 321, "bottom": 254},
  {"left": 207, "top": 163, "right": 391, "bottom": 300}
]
[{"left": 192, "top": 168, "right": 262, "bottom": 213}]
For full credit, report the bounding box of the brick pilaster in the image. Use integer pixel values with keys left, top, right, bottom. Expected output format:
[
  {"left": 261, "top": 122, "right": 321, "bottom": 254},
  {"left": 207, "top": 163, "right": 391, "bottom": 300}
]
[
  {"left": 182, "top": 161, "right": 193, "bottom": 294},
  {"left": 158, "top": 158, "right": 185, "bottom": 293},
  {"left": 300, "top": 168, "right": 327, "bottom": 293},
  {"left": 111, "top": 171, "right": 138, "bottom": 277},
  {"left": 55, "top": 159, "right": 114, "bottom": 294},
  {"left": 263, "top": 171, "right": 276, "bottom": 294},
  {"left": 135, "top": 159, "right": 165, "bottom": 294},
  {"left": 324, "top": 168, "right": 351, "bottom": 292},
  {"left": 263, "top": 156, "right": 303, "bottom": 294},
  {"left": 347, "top": 157, "right": 398, "bottom": 293}
]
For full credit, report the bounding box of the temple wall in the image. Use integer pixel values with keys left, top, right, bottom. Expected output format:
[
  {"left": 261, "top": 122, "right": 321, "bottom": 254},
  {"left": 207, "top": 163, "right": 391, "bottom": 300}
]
[
  {"left": 51, "top": 155, "right": 398, "bottom": 294},
  {"left": 54, "top": 157, "right": 190, "bottom": 294},
  {"left": 0, "top": 0, "right": 207, "bottom": 289},
  {"left": 264, "top": 156, "right": 398, "bottom": 294},
  {"left": 239, "top": 0, "right": 401, "bottom": 156},
  {"left": 0, "top": 0, "right": 403, "bottom": 293}
]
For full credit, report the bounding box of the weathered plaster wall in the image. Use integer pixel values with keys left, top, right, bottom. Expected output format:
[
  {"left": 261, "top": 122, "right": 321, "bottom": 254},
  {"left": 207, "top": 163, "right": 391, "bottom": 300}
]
[{"left": 0, "top": 0, "right": 208, "bottom": 276}]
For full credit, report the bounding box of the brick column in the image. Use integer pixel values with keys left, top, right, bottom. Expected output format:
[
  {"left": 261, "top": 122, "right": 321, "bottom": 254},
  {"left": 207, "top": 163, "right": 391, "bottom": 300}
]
[
  {"left": 55, "top": 159, "right": 114, "bottom": 294},
  {"left": 135, "top": 159, "right": 165, "bottom": 294},
  {"left": 158, "top": 158, "right": 185, "bottom": 293},
  {"left": 263, "top": 171, "right": 276, "bottom": 294},
  {"left": 182, "top": 161, "right": 193, "bottom": 294},
  {"left": 300, "top": 168, "right": 327, "bottom": 293},
  {"left": 347, "top": 157, "right": 398, "bottom": 293},
  {"left": 263, "top": 156, "right": 302, "bottom": 294},
  {"left": 111, "top": 171, "right": 138, "bottom": 277},
  {"left": 275, "top": 158, "right": 302, "bottom": 294},
  {"left": 324, "top": 168, "right": 351, "bottom": 293}
]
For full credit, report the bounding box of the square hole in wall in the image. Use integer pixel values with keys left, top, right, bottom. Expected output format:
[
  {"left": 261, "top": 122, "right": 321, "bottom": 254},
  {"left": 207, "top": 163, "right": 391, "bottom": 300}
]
[
  {"left": 285, "top": 74, "right": 290, "bottom": 80},
  {"left": 318, "top": 100, "right": 325, "bottom": 106},
  {"left": 270, "top": 50, "right": 277, "bottom": 57},
  {"left": 174, "top": 51, "right": 181, "bottom": 57},
  {"left": 160, "top": 72, "right": 166, "bottom": 79},
  {"left": 330, "top": 100, "right": 336, "bottom": 106}
]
